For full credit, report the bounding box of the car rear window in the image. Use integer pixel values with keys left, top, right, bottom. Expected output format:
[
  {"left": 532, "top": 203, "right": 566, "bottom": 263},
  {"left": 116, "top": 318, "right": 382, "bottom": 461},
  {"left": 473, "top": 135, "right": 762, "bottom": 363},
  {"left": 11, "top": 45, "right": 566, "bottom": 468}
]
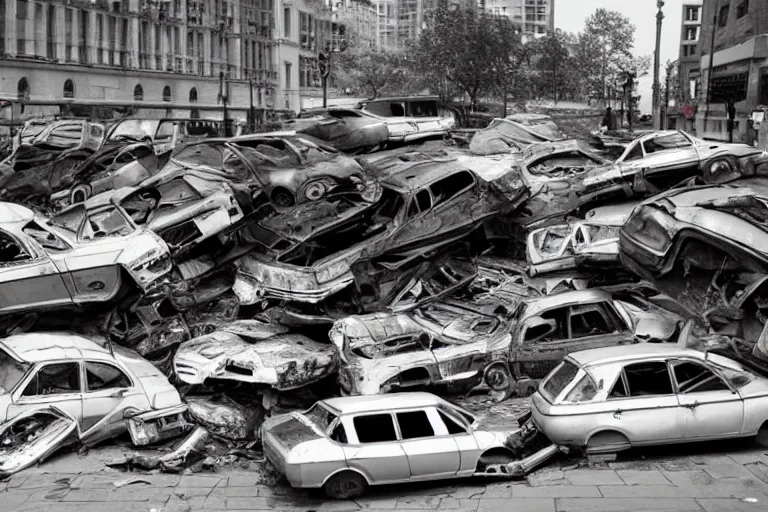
[{"left": 541, "top": 360, "right": 580, "bottom": 402}]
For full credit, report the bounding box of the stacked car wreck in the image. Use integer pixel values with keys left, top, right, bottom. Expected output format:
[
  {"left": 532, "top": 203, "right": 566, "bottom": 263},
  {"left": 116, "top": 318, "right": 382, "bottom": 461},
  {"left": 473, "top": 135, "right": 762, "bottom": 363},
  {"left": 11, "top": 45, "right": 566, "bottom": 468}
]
[{"left": 2, "top": 107, "right": 768, "bottom": 497}]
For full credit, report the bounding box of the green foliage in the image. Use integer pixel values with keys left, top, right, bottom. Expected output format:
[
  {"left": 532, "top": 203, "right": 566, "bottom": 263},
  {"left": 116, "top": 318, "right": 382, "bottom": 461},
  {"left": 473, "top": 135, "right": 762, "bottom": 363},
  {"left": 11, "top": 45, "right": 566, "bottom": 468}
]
[
  {"left": 579, "top": 8, "right": 636, "bottom": 101},
  {"left": 333, "top": 32, "right": 413, "bottom": 99}
]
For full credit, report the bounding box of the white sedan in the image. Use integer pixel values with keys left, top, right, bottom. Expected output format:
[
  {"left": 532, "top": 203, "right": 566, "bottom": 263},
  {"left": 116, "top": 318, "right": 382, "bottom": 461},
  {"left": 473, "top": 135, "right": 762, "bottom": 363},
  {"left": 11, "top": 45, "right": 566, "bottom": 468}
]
[{"left": 530, "top": 344, "right": 768, "bottom": 453}]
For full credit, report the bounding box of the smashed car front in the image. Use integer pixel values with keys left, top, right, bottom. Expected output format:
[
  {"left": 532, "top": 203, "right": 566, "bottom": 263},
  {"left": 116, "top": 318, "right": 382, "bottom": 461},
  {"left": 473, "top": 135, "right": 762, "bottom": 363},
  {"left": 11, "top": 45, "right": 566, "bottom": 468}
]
[
  {"left": 114, "top": 230, "right": 174, "bottom": 291},
  {"left": 292, "top": 155, "right": 370, "bottom": 203},
  {"left": 261, "top": 408, "right": 346, "bottom": 488},
  {"left": 618, "top": 200, "right": 680, "bottom": 278}
]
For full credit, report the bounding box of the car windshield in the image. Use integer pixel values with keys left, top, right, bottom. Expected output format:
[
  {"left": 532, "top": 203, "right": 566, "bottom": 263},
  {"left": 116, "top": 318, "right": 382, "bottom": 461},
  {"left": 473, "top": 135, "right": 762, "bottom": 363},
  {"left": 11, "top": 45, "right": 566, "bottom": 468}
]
[
  {"left": 540, "top": 360, "right": 580, "bottom": 402},
  {"left": 49, "top": 205, "right": 87, "bottom": 234},
  {"left": 707, "top": 353, "right": 756, "bottom": 389},
  {"left": 108, "top": 120, "right": 159, "bottom": 141},
  {"left": 0, "top": 349, "right": 30, "bottom": 395},
  {"left": 438, "top": 402, "right": 476, "bottom": 426},
  {"left": 303, "top": 403, "right": 337, "bottom": 433},
  {"left": 80, "top": 209, "right": 133, "bottom": 241},
  {"left": 34, "top": 123, "right": 83, "bottom": 148}
]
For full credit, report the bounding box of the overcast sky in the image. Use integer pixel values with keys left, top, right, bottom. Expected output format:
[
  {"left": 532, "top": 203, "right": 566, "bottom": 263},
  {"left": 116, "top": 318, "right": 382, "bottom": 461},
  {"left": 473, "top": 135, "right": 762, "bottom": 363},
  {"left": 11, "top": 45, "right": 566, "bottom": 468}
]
[{"left": 554, "top": 0, "right": 687, "bottom": 71}]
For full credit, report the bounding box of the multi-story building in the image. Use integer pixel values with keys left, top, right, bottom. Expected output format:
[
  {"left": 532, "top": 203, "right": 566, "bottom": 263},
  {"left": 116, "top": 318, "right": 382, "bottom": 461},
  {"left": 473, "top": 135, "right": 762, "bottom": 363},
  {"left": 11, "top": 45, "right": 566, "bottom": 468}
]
[
  {"left": 670, "top": 0, "right": 703, "bottom": 133},
  {"left": 375, "top": 0, "right": 398, "bottom": 50},
  {"left": 331, "top": 0, "right": 376, "bottom": 47},
  {"left": 697, "top": 0, "right": 768, "bottom": 142},
  {"left": 479, "top": 0, "right": 554, "bottom": 37},
  {"left": 277, "top": 0, "right": 333, "bottom": 110}
]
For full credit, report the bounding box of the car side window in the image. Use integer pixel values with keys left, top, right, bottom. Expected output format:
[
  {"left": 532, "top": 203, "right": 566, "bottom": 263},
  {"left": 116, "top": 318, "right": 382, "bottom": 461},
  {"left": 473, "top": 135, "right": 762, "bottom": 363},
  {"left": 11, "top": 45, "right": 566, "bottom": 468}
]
[
  {"left": 608, "top": 374, "right": 628, "bottom": 398},
  {"left": 85, "top": 362, "right": 131, "bottom": 392},
  {"left": 353, "top": 413, "right": 397, "bottom": 443},
  {"left": 175, "top": 144, "right": 223, "bottom": 168},
  {"left": 330, "top": 423, "right": 348, "bottom": 444},
  {"left": 524, "top": 308, "right": 567, "bottom": 343},
  {"left": 222, "top": 149, "right": 251, "bottom": 180},
  {"left": 437, "top": 410, "right": 467, "bottom": 435},
  {"left": 406, "top": 190, "right": 433, "bottom": 219},
  {"left": 645, "top": 133, "right": 691, "bottom": 154},
  {"left": 22, "top": 362, "right": 81, "bottom": 397},
  {"left": 568, "top": 303, "right": 614, "bottom": 339},
  {"left": 22, "top": 222, "right": 69, "bottom": 252},
  {"left": 672, "top": 362, "right": 730, "bottom": 394},
  {"left": 396, "top": 410, "right": 435, "bottom": 439},
  {"left": 624, "top": 143, "right": 644, "bottom": 161},
  {"left": 429, "top": 171, "right": 475, "bottom": 207},
  {"left": 623, "top": 362, "right": 673, "bottom": 396},
  {"left": 0, "top": 230, "right": 33, "bottom": 263}
]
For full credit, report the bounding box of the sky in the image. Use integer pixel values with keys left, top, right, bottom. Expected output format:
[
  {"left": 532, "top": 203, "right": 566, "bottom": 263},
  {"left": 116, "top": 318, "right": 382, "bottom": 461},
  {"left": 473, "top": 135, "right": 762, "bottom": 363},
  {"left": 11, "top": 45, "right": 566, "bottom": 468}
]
[{"left": 554, "top": 0, "right": 686, "bottom": 71}]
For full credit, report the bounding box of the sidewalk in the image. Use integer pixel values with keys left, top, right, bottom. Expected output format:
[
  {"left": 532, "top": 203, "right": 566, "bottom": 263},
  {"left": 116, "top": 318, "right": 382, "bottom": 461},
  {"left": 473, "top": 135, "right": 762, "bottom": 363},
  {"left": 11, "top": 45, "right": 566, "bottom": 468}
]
[{"left": 3, "top": 444, "right": 768, "bottom": 512}]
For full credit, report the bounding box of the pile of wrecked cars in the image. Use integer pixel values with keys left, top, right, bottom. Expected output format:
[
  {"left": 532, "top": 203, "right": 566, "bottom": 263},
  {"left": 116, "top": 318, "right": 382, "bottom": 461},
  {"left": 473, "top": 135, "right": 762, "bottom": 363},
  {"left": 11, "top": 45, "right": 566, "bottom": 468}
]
[{"left": 3, "top": 108, "right": 768, "bottom": 498}]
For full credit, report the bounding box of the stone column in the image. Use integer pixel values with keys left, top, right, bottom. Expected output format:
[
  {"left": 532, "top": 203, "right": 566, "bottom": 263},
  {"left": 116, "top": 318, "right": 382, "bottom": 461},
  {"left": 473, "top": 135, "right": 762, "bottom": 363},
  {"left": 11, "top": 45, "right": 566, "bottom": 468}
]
[
  {"left": 130, "top": 17, "right": 140, "bottom": 69},
  {"left": 203, "top": 30, "right": 211, "bottom": 77},
  {"left": 24, "top": 0, "right": 34, "bottom": 56},
  {"left": 180, "top": 0, "right": 187, "bottom": 73},
  {"left": 72, "top": 8, "right": 80, "bottom": 63},
  {"left": 40, "top": 2, "right": 48, "bottom": 58},
  {"left": 160, "top": 24, "right": 169, "bottom": 71},
  {"left": 5, "top": 0, "right": 17, "bottom": 56},
  {"left": 55, "top": 5, "right": 65, "bottom": 62},
  {"left": 149, "top": 22, "right": 156, "bottom": 69}
]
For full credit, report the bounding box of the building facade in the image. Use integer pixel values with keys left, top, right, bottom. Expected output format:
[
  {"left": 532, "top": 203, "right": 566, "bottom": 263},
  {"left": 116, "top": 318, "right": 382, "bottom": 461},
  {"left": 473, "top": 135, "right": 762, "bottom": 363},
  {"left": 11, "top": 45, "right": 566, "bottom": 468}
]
[
  {"left": 696, "top": 0, "right": 768, "bottom": 142},
  {"left": 671, "top": 0, "right": 703, "bottom": 133},
  {"left": 480, "top": 0, "right": 554, "bottom": 37},
  {"left": 0, "top": 0, "right": 341, "bottom": 120},
  {"left": 331, "top": 0, "right": 376, "bottom": 47}
]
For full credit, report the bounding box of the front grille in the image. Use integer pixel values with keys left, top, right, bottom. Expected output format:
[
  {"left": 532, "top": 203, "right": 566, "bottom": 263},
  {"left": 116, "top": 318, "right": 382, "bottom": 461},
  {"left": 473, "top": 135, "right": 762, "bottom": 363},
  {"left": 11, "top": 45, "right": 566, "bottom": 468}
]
[{"left": 158, "top": 220, "right": 202, "bottom": 250}]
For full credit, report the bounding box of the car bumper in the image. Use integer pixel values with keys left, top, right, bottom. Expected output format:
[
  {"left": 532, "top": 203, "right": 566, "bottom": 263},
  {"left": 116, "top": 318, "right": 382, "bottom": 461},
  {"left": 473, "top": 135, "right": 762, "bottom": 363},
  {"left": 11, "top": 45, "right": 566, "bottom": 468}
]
[{"left": 124, "top": 404, "right": 193, "bottom": 446}]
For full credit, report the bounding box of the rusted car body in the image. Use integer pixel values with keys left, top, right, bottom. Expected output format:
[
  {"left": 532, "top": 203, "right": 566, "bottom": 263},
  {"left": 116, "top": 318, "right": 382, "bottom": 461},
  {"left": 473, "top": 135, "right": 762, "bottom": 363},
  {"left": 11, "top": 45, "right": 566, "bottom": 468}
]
[
  {"left": 173, "top": 319, "right": 339, "bottom": 389},
  {"left": 286, "top": 108, "right": 390, "bottom": 153},
  {"left": 526, "top": 202, "right": 639, "bottom": 276},
  {"left": 233, "top": 160, "right": 527, "bottom": 304},
  {"left": 0, "top": 332, "right": 190, "bottom": 465},
  {"left": 530, "top": 345, "right": 768, "bottom": 453},
  {"left": 150, "top": 133, "right": 367, "bottom": 208},
  {"left": 0, "top": 120, "right": 105, "bottom": 206},
  {"left": 356, "top": 96, "right": 455, "bottom": 143},
  {"left": 0, "top": 201, "right": 172, "bottom": 316},
  {"left": 469, "top": 115, "right": 566, "bottom": 156},
  {"left": 260, "top": 392, "right": 519, "bottom": 498}
]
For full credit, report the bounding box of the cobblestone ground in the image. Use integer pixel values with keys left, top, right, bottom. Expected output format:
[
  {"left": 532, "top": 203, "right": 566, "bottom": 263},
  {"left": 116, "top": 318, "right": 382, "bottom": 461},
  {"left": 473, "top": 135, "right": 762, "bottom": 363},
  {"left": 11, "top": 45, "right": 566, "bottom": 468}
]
[{"left": 3, "top": 397, "right": 768, "bottom": 511}]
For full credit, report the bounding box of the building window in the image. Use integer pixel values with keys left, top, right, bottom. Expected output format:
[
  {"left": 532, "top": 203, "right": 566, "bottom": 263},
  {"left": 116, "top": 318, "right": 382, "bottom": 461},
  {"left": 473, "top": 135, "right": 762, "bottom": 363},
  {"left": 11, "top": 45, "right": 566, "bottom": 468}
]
[
  {"left": 737, "top": 1, "right": 749, "bottom": 18},
  {"left": 284, "top": 7, "right": 291, "bottom": 38},
  {"left": 79, "top": 8, "right": 89, "bottom": 64},
  {"left": 189, "top": 87, "right": 198, "bottom": 103},
  {"left": 133, "top": 84, "right": 143, "bottom": 101},
  {"left": 285, "top": 62, "right": 292, "bottom": 89},
  {"left": 718, "top": 4, "right": 730, "bottom": 27},
  {"left": 63, "top": 79, "right": 75, "bottom": 98},
  {"left": 162, "top": 86, "right": 172, "bottom": 102},
  {"left": 685, "top": 6, "right": 699, "bottom": 22},
  {"left": 16, "top": 0, "right": 27, "bottom": 55},
  {"left": 17, "top": 77, "right": 30, "bottom": 101},
  {"left": 685, "top": 27, "right": 698, "bottom": 41}
]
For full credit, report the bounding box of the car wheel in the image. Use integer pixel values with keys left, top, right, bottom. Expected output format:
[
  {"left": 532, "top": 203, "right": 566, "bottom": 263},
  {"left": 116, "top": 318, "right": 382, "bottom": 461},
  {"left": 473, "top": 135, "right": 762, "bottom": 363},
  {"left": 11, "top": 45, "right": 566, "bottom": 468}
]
[
  {"left": 271, "top": 188, "right": 295, "bottom": 207},
  {"left": 755, "top": 422, "right": 768, "bottom": 448},
  {"left": 70, "top": 183, "right": 92, "bottom": 204},
  {"left": 484, "top": 363, "right": 511, "bottom": 391},
  {"left": 323, "top": 471, "right": 367, "bottom": 500}
]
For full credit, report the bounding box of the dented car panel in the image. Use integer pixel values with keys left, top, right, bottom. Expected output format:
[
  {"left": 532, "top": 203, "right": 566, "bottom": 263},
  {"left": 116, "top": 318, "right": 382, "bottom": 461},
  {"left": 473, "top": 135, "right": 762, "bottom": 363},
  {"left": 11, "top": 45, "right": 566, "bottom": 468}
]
[
  {"left": 288, "top": 108, "right": 391, "bottom": 152},
  {"left": 0, "top": 407, "right": 78, "bottom": 476},
  {"left": 173, "top": 320, "right": 338, "bottom": 389}
]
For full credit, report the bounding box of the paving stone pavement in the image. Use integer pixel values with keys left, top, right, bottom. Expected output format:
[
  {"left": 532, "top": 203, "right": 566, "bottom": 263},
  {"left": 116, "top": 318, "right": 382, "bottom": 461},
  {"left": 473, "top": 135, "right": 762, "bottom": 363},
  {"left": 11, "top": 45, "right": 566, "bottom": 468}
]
[{"left": 4, "top": 445, "right": 768, "bottom": 512}]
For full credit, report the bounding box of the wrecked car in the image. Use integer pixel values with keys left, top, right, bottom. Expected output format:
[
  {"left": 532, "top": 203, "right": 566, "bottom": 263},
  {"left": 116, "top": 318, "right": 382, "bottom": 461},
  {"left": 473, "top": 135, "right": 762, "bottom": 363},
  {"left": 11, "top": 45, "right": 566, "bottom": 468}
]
[
  {"left": 233, "top": 161, "right": 527, "bottom": 304},
  {"left": 286, "top": 108, "right": 390, "bottom": 153},
  {"left": 0, "top": 201, "right": 172, "bottom": 317},
  {"left": 530, "top": 344, "right": 768, "bottom": 453},
  {"left": 527, "top": 202, "right": 639, "bottom": 276},
  {"left": 469, "top": 114, "right": 566, "bottom": 155},
  {"left": 0, "top": 332, "right": 190, "bottom": 464},
  {"left": 103, "top": 117, "right": 224, "bottom": 156},
  {"left": 356, "top": 96, "right": 455, "bottom": 143},
  {"left": 173, "top": 319, "right": 338, "bottom": 390},
  {"left": 0, "top": 119, "right": 105, "bottom": 206},
  {"left": 149, "top": 133, "right": 367, "bottom": 208},
  {"left": 260, "top": 392, "right": 521, "bottom": 499},
  {"left": 0, "top": 407, "right": 77, "bottom": 476}
]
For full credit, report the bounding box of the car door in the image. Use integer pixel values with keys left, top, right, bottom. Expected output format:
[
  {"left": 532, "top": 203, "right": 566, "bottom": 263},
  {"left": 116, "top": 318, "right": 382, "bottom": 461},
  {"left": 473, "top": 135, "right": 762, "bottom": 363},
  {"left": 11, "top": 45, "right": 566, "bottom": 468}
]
[
  {"left": 394, "top": 408, "right": 461, "bottom": 480},
  {"left": 430, "top": 336, "right": 487, "bottom": 383},
  {"left": 79, "top": 360, "right": 147, "bottom": 444},
  {"left": 0, "top": 227, "right": 73, "bottom": 314},
  {"left": 631, "top": 132, "right": 700, "bottom": 188},
  {"left": 341, "top": 412, "right": 411, "bottom": 484},
  {"left": 606, "top": 360, "right": 685, "bottom": 443},
  {"left": 670, "top": 359, "right": 744, "bottom": 439},
  {"left": 434, "top": 408, "right": 480, "bottom": 476},
  {"left": 7, "top": 361, "right": 84, "bottom": 425}
]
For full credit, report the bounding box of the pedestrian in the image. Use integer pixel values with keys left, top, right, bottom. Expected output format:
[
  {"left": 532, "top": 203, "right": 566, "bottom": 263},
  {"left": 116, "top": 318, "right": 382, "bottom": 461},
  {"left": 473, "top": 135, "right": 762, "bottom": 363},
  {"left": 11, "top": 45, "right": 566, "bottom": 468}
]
[
  {"left": 601, "top": 107, "right": 617, "bottom": 131},
  {"left": 727, "top": 100, "right": 736, "bottom": 143}
]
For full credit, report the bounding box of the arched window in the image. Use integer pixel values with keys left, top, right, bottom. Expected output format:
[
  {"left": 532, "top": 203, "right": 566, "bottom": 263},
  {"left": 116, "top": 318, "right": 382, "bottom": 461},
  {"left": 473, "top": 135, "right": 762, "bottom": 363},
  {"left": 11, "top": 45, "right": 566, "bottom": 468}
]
[
  {"left": 162, "top": 86, "right": 172, "bottom": 102},
  {"left": 133, "top": 84, "right": 144, "bottom": 101},
  {"left": 17, "top": 78, "right": 30, "bottom": 101},
  {"left": 63, "top": 79, "right": 75, "bottom": 98},
  {"left": 189, "top": 87, "right": 198, "bottom": 103}
]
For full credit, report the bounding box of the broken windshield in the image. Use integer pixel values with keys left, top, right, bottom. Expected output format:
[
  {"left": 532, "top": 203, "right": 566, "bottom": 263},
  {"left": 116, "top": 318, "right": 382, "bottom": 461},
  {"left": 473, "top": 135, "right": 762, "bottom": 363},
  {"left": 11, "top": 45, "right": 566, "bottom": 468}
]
[
  {"left": 80, "top": 209, "right": 133, "bottom": 241},
  {"left": 0, "top": 349, "right": 30, "bottom": 395},
  {"left": 49, "top": 205, "right": 86, "bottom": 235},
  {"left": 303, "top": 402, "right": 337, "bottom": 433},
  {"left": 108, "top": 120, "right": 160, "bottom": 142}
]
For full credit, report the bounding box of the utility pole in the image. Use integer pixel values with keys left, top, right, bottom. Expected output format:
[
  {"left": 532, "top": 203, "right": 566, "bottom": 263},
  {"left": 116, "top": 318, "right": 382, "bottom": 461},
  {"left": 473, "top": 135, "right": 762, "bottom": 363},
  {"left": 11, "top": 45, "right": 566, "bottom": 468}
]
[
  {"left": 652, "top": 0, "right": 665, "bottom": 131},
  {"left": 664, "top": 66, "right": 671, "bottom": 129},
  {"left": 705, "top": 0, "right": 720, "bottom": 133},
  {"left": 248, "top": 78, "right": 254, "bottom": 133},
  {"left": 319, "top": 47, "right": 330, "bottom": 108},
  {"left": 219, "top": 71, "right": 230, "bottom": 137}
]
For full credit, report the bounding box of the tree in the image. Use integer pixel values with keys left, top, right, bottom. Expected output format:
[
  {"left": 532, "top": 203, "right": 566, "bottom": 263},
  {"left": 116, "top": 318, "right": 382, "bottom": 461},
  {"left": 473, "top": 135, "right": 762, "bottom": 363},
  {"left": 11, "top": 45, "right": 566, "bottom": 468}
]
[
  {"left": 580, "top": 8, "right": 635, "bottom": 102},
  {"left": 489, "top": 15, "right": 531, "bottom": 114},
  {"left": 532, "top": 29, "right": 573, "bottom": 103},
  {"left": 333, "top": 32, "right": 410, "bottom": 99}
]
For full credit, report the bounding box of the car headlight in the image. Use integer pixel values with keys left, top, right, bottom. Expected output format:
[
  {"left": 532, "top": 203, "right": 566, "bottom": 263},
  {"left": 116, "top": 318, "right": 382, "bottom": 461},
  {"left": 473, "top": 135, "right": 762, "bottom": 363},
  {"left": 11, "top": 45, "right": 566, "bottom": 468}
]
[
  {"left": 703, "top": 156, "right": 739, "bottom": 184},
  {"left": 305, "top": 181, "right": 326, "bottom": 201},
  {"left": 624, "top": 207, "right": 672, "bottom": 252}
]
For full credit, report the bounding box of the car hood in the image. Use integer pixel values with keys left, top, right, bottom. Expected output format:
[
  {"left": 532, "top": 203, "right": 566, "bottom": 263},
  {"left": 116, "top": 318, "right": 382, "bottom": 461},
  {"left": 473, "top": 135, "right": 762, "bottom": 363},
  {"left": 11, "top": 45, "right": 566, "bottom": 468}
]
[
  {"left": 289, "top": 153, "right": 365, "bottom": 181},
  {"left": 470, "top": 119, "right": 566, "bottom": 156}
]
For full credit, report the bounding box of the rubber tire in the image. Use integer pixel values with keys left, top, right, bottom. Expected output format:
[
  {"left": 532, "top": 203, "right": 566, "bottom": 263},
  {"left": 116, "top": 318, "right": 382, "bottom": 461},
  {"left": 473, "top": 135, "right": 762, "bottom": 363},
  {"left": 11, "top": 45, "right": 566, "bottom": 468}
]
[
  {"left": 755, "top": 423, "right": 768, "bottom": 448},
  {"left": 323, "top": 471, "right": 367, "bottom": 500},
  {"left": 484, "top": 363, "right": 511, "bottom": 391},
  {"left": 70, "top": 183, "right": 92, "bottom": 204}
]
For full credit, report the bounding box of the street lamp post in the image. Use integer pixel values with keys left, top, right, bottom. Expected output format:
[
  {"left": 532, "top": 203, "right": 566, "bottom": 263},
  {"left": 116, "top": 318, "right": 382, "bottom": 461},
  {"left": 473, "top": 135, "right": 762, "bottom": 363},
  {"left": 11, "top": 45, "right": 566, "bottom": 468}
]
[{"left": 652, "top": 0, "right": 665, "bottom": 131}]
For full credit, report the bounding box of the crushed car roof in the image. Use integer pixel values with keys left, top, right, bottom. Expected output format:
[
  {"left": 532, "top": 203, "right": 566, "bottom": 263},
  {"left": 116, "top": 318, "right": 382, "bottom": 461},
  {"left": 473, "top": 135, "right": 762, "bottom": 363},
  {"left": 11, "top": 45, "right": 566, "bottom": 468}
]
[
  {"left": 0, "top": 332, "right": 116, "bottom": 363},
  {"left": 0, "top": 201, "right": 35, "bottom": 227},
  {"left": 321, "top": 392, "right": 451, "bottom": 415},
  {"left": 525, "top": 289, "right": 614, "bottom": 317},
  {"left": 569, "top": 344, "right": 705, "bottom": 368},
  {"left": 376, "top": 161, "right": 474, "bottom": 192}
]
